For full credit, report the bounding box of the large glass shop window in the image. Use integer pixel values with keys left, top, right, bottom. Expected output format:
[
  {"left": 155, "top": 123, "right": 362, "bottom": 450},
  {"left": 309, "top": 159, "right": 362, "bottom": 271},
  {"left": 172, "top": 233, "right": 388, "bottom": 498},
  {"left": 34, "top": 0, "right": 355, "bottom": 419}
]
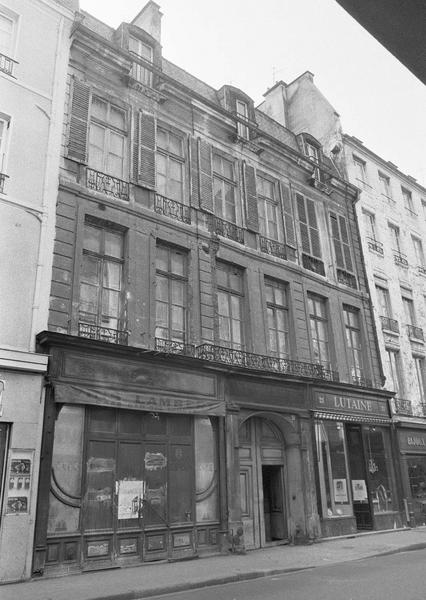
[
  {"left": 194, "top": 417, "right": 219, "bottom": 522},
  {"left": 408, "top": 457, "right": 426, "bottom": 500},
  {"left": 315, "top": 421, "right": 352, "bottom": 517},
  {"left": 364, "top": 427, "right": 395, "bottom": 513}
]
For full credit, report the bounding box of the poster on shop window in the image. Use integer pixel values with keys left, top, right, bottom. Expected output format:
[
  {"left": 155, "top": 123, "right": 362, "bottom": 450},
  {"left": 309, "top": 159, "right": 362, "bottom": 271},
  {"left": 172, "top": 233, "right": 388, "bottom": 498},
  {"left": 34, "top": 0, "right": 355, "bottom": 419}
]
[
  {"left": 352, "top": 479, "right": 368, "bottom": 502},
  {"left": 117, "top": 480, "right": 145, "bottom": 520}
]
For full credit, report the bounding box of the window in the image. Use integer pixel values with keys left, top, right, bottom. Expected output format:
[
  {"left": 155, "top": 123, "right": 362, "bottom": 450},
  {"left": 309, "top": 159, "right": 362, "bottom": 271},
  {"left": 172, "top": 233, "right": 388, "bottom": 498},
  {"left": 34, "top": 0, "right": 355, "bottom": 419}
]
[
  {"left": 265, "top": 278, "right": 289, "bottom": 358},
  {"left": 414, "top": 357, "right": 426, "bottom": 403},
  {"left": 213, "top": 154, "right": 237, "bottom": 223},
  {"left": 89, "top": 97, "right": 127, "bottom": 179},
  {"left": 156, "top": 128, "right": 185, "bottom": 203},
  {"left": 402, "top": 295, "right": 415, "bottom": 326},
  {"left": 296, "top": 193, "right": 324, "bottom": 274},
  {"left": 258, "top": 176, "right": 281, "bottom": 241},
  {"left": 402, "top": 187, "right": 416, "bottom": 214},
  {"left": 353, "top": 156, "right": 367, "bottom": 184},
  {"left": 422, "top": 200, "right": 426, "bottom": 220},
  {"left": 0, "top": 422, "right": 10, "bottom": 522},
  {"left": 385, "top": 349, "right": 403, "bottom": 396},
  {"left": 305, "top": 141, "right": 320, "bottom": 164},
  {"left": 216, "top": 261, "right": 244, "bottom": 349},
  {"left": 363, "top": 211, "right": 377, "bottom": 239},
  {"left": 308, "top": 294, "right": 330, "bottom": 368},
  {"left": 155, "top": 244, "right": 187, "bottom": 342},
  {"left": 0, "top": 10, "right": 15, "bottom": 57},
  {"left": 236, "top": 100, "right": 249, "bottom": 140},
  {"left": 329, "top": 212, "right": 355, "bottom": 284},
  {"left": 129, "top": 36, "right": 153, "bottom": 86},
  {"left": 0, "top": 114, "right": 10, "bottom": 181},
  {"left": 378, "top": 172, "right": 391, "bottom": 200},
  {"left": 388, "top": 223, "right": 402, "bottom": 253},
  {"left": 412, "top": 236, "right": 425, "bottom": 267},
  {"left": 343, "top": 305, "right": 364, "bottom": 383},
  {"left": 365, "top": 427, "right": 395, "bottom": 514},
  {"left": 79, "top": 221, "right": 125, "bottom": 333},
  {"left": 376, "top": 285, "right": 392, "bottom": 318}
]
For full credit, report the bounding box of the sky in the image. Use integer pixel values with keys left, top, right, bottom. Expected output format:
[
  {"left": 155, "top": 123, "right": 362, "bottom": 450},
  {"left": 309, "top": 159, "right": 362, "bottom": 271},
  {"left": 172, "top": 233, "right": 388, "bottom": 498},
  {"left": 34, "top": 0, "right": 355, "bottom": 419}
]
[{"left": 80, "top": 0, "right": 426, "bottom": 187}]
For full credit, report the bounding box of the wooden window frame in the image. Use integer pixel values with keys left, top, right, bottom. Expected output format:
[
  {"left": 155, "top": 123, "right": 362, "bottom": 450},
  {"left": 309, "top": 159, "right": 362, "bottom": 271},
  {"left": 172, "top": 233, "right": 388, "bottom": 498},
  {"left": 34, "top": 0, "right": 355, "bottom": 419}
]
[{"left": 155, "top": 243, "right": 188, "bottom": 343}]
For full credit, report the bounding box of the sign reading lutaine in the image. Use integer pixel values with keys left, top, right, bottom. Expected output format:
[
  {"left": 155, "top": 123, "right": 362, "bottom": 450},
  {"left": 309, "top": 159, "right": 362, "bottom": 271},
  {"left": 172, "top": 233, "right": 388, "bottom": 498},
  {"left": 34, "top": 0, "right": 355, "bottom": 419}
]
[{"left": 314, "top": 392, "right": 389, "bottom": 417}]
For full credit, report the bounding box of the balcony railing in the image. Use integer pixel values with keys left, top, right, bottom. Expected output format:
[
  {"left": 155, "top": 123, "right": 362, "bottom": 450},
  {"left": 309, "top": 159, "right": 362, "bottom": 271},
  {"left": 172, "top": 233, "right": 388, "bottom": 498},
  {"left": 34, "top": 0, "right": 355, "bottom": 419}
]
[
  {"left": 78, "top": 322, "right": 128, "bottom": 345},
  {"left": 195, "top": 343, "right": 339, "bottom": 382},
  {"left": 154, "top": 194, "right": 191, "bottom": 224},
  {"left": 367, "top": 237, "right": 384, "bottom": 255},
  {"left": 352, "top": 374, "right": 373, "bottom": 388},
  {"left": 407, "top": 324, "right": 424, "bottom": 342},
  {"left": 0, "top": 52, "right": 17, "bottom": 77},
  {"left": 302, "top": 253, "right": 325, "bottom": 276},
  {"left": 393, "top": 251, "right": 408, "bottom": 267},
  {"left": 418, "top": 265, "right": 426, "bottom": 276},
  {"left": 86, "top": 168, "right": 129, "bottom": 201},
  {"left": 380, "top": 316, "right": 399, "bottom": 334},
  {"left": 337, "top": 268, "right": 357, "bottom": 289},
  {"left": 0, "top": 173, "right": 8, "bottom": 194},
  {"left": 208, "top": 215, "right": 244, "bottom": 244},
  {"left": 259, "top": 236, "right": 286, "bottom": 259},
  {"left": 155, "top": 337, "right": 196, "bottom": 356},
  {"left": 393, "top": 397, "right": 414, "bottom": 416}
]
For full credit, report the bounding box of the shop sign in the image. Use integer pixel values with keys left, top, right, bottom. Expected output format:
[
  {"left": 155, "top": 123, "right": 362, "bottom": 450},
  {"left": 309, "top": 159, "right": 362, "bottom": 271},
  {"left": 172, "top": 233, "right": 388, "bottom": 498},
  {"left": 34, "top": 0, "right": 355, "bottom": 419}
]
[
  {"left": 314, "top": 392, "right": 389, "bottom": 417},
  {"left": 399, "top": 430, "right": 426, "bottom": 453}
]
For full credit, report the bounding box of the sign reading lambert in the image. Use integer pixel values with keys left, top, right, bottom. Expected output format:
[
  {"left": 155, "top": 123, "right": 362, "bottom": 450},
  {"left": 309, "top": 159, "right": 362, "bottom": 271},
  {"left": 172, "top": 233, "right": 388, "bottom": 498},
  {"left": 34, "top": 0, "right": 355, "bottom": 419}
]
[{"left": 314, "top": 392, "right": 389, "bottom": 417}]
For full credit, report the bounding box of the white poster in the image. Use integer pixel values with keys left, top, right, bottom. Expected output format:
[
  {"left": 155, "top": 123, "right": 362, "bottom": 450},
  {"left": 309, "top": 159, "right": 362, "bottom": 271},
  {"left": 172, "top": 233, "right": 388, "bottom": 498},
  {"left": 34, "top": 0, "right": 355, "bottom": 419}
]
[
  {"left": 117, "top": 480, "right": 145, "bottom": 520},
  {"left": 333, "top": 478, "right": 348, "bottom": 503},
  {"left": 352, "top": 479, "right": 368, "bottom": 501}
]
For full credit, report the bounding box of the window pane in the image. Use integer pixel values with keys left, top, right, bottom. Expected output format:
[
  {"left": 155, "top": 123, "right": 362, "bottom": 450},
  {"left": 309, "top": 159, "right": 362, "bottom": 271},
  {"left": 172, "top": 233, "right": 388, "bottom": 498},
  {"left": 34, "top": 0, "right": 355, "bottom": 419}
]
[
  {"left": 81, "top": 255, "right": 100, "bottom": 285},
  {"left": 110, "top": 106, "right": 125, "bottom": 130},
  {"left": 79, "top": 283, "right": 98, "bottom": 315},
  {"left": 169, "top": 444, "right": 193, "bottom": 523},
  {"left": 103, "top": 261, "right": 121, "bottom": 290},
  {"left": 155, "top": 301, "right": 168, "bottom": 328},
  {"left": 169, "top": 132, "right": 183, "bottom": 157},
  {"left": 171, "top": 250, "right": 185, "bottom": 276},
  {"left": 84, "top": 224, "right": 102, "bottom": 253},
  {"left": 366, "top": 428, "right": 395, "bottom": 513},
  {"left": 195, "top": 417, "right": 219, "bottom": 522},
  {"left": 156, "top": 246, "right": 169, "bottom": 272},
  {"left": 156, "top": 275, "right": 169, "bottom": 301},
  {"left": 102, "top": 289, "right": 120, "bottom": 318},
  {"left": 104, "top": 231, "right": 123, "bottom": 259},
  {"left": 91, "top": 97, "right": 108, "bottom": 121},
  {"left": 265, "top": 284, "right": 273, "bottom": 304},
  {"left": 171, "top": 305, "right": 184, "bottom": 331},
  {"left": 218, "top": 291, "right": 230, "bottom": 316},
  {"left": 171, "top": 279, "right": 185, "bottom": 305}
]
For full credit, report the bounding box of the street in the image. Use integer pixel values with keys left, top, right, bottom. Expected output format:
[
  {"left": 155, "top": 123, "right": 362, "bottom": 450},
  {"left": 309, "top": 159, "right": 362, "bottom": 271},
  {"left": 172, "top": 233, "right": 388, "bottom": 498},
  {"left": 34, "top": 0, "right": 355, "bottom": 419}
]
[{"left": 148, "top": 548, "right": 426, "bottom": 600}]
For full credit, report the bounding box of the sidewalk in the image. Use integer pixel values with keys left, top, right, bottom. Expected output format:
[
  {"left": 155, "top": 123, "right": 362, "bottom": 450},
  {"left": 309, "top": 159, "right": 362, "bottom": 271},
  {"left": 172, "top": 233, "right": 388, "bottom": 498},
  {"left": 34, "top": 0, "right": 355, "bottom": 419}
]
[{"left": 3, "top": 527, "right": 426, "bottom": 600}]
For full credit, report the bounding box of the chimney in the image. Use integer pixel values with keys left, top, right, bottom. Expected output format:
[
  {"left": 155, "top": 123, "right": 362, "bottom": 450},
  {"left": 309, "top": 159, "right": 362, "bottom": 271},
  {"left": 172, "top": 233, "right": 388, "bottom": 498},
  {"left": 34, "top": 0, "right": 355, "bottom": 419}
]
[
  {"left": 258, "top": 80, "right": 287, "bottom": 127},
  {"left": 132, "top": 1, "right": 163, "bottom": 43}
]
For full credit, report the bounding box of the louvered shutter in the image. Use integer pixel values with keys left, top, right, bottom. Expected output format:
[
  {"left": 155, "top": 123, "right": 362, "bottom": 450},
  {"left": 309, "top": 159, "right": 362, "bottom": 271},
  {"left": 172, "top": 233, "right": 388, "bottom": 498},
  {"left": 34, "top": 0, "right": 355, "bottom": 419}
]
[
  {"left": 132, "top": 108, "right": 140, "bottom": 181},
  {"left": 296, "top": 193, "right": 310, "bottom": 254},
  {"left": 306, "top": 198, "right": 322, "bottom": 258},
  {"left": 199, "top": 140, "right": 213, "bottom": 212},
  {"left": 330, "top": 212, "right": 345, "bottom": 268},
  {"left": 137, "top": 110, "right": 156, "bottom": 189},
  {"left": 280, "top": 183, "right": 296, "bottom": 248},
  {"left": 190, "top": 137, "right": 200, "bottom": 208},
  {"left": 339, "top": 215, "right": 353, "bottom": 272},
  {"left": 244, "top": 163, "right": 259, "bottom": 232},
  {"left": 68, "top": 77, "right": 90, "bottom": 163}
]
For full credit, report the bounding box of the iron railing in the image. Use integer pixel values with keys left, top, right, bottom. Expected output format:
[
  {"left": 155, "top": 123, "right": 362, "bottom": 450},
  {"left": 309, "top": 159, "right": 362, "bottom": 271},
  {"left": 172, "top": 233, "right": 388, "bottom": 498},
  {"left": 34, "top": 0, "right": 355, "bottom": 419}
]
[
  {"left": 302, "top": 253, "right": 325, "bottom": 276},
  {"left": 195, "top": 343, "right": 339, "bottom": 382},
  {"left": 0, "top": 52, "right": 17, "bottom": 77},
  {"left": 154, "top": 194, "right": 191, "bottom": 224},
  {"left": 0, "top": 173, "right": 8, "bottom": 194},
  {"left": 259, "top": 236, "right": 287, "bottom": 259},
  {"left": 352, "top": 374, "right": 373, "bottom": 388},
  {"left": 154, "top": 337, "right": 196, "bottom": 356},
  {"left": 86, "top": 168, "right": 129, "bottom": 201},
  {"left": 367, "top": 237, "right": 384, "bottom": 255},
  {"left": 337, "top": 268, "right": 357, "bottom": 289},
  {"left": 208, "top": 215, "right": 244, "bottom": 244},
  {"left": 380, "top": 316, "right": 399, "bottom": 334},
  {"left": 393, "top": 397, "right": 414, "bottom": 416},
  {"left": 393, "top": 251, "right": 408, "bottom": 267},
  {"left": 78, "top": 322, "right": 128, "bottom": 345},
  {"left": 407, "top": 325, "right": 424, "bottom": 342}
]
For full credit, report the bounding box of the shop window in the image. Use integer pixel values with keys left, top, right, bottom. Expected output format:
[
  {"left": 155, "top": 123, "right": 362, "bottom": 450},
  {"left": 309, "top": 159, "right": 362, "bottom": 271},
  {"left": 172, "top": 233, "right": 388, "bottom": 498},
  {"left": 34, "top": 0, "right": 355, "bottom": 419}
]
[
  {"left": 155, "top": 244, "right": 188, "bottom": 342},
  {"left": 315, "top": 421, "right": 352, "bottom": 518},
  {"left": 156, "top": 127, "right": 185, "bottom": 203},
  {"left": 213, "top": 154, "right": 238, "bottom": 224},
  {"left": 89, "top": 97, "right": 127, "bottom": 180},
  {"left": 144, "top": 441, "right": 167, "bottom": 526},
  {"left": 84, "top": 440, "right": 115, "bottom": 530},
  {"left": 308, "top": 293, "right": 331, "bottom": 369},
  {"left": 129, "top": 36, "right": 153, "bottom": 86},
  {"left": 365, "top": 427, "right": 395, "bottom": 513},
  {"left": 258, "top": 176, "right": 282, "bottom": 242},
  {"left": 195, "top": 417, "right": 219, "bottom": 523},
  {"left": 343, "top": 305, "right": 364, "bottom": 384},
  {"left": 79, "top": 221, "right": 125, "bottom": 336},
  {"left": 265, "top": 278, "right": 290, "bottom": 358},
  {"left": 0, "top": 422, "right": 10, "bottom": 524},
  {"left": 216, "top": 261, "right": 245, "bottom": 350},
  {"left": 169, "top": 444, "right": 193, "bottom": 523},
  {"left": 408, "top": 457, "right": 426, "bottom": 501}
]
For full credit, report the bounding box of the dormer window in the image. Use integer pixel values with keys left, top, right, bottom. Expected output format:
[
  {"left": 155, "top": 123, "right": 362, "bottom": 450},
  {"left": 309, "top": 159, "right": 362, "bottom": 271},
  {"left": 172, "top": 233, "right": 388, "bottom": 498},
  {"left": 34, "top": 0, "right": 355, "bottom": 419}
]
[
  {"left": 129, "top": 36, "right": 153, "bottom": 87},
  {"left": 305, "top": 141, "right": 320, "bottom": 164},
  {"left": 236, "top": 99, "right": 249, "bottom": 140}
]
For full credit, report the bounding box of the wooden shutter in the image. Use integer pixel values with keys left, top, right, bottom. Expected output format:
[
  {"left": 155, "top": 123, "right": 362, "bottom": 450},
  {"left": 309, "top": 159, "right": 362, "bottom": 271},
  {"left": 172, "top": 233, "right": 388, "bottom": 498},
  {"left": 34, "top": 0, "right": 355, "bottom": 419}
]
[
  {"left": 331, "top": 212, "right": 353, "bottom": 272},
  {"left": 68, "top": 77, "right": 90, "bottom": 163},
  {"left": 132, "top": 108, "right": 140, "bottom": 181},
  {"left": 306, "top": 198, "right": 321, "bottom": 258},
  {"left": 199, "top": 140, "right": 213, "bottom": 212},
  {"left": 339, "top": 215, "right": 353, "bottom": 272},
  {"left": 296, "top": 193, "right": 310, "bottom": 254},
  {"left": 137, "top": 110, "right": 156, "bottom": 189},
  {"left": 244, "top": 163, "right": 259, "bottom": 232},
  {"left": 190, "top": 137, "right": 200, "bottom": 208},
  {"left": 280, "top": 183, "right": 296, "bottom": 247},
  {"left": 330, "top": 212, "right": 344, "bottom": 268}
]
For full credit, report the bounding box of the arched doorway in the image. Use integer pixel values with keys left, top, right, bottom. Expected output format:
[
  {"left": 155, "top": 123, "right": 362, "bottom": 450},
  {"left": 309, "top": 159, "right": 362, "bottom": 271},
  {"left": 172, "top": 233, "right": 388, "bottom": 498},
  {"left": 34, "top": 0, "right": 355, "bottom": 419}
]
[{"left": 239, "top": 416, "right": 288, "bottom": 549}]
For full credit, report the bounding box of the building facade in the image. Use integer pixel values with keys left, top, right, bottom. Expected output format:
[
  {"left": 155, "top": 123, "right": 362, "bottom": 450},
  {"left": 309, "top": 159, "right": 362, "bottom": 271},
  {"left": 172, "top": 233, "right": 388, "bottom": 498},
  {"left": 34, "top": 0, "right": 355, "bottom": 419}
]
[
  {"left": 32, "top": 2, "right": 402, "bottom": 577},
  {"left": 0, "top": 0, "right": 75, "bottom": 583},
  {"left": 261, "top": 71, "right": 426, "bottom": 527}
]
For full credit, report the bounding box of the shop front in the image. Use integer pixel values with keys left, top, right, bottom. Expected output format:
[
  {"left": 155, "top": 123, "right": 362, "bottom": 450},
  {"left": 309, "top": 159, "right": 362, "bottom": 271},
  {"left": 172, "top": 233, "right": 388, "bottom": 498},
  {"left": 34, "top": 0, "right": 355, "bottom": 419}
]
[
  {"left": 312, "top": 388, "right": 402, "bottom": 538},
  {"left": 396, "top": 425, "right": 426, "bottom": 526},
  {"left": 32, "top": 334, "right": 226, "bottom": 576}
]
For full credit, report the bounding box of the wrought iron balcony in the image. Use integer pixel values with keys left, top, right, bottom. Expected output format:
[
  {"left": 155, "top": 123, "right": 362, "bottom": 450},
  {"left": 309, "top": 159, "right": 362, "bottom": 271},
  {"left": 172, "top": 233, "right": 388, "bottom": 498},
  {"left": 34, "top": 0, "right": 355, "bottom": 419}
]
[
  {"left": 380, "top": 316, "right": 399, "bottom": 334},
  {"left": 154, "top": 194, "right": 191, "bottom": 224},
  {"left": 393, "top": 397, "right": 414, "bottom": 416},
  {"left": 78, "top": 322, "right": 128, "bottom": 345},
  {"left": 195, "top": 343, "right": 339, "bottom": 382},
  {"left": 367, "top": 237, "right": 384, "bottom": 255},
  {"left": 407, "top": 324, "right": 424, "bottom": 342},
  {"left": 352, "top": 374, "right": 373, "bottom": 388},
  {"left": 208, "top": 215, "right": 244, "bottom": 244},
  {"left": 0, "top": 173, "right": 8, "bottom": 194},
  {"left": 0, "top": 52, "right": 17, "bottom": 77},
  {"left": 393, "top": 251, "right": 408, "bottom": 267},
  {"left": 259, "top": 236, "right": 286, "bottom": 259},
  {"left": 337, "top": 268, "right": 357, "bottom": 289},
  {"left": 86, "top": 168, "right": 129, "bottom": 201},
  {"left": 302, "top": 253, "right": 325, "bottom": 276},
  {"left": 418, "top": 265, "right": 426, "bottom": 276},
  {"left": 155, "top": 337, "right": 196, "bottom": 357}
]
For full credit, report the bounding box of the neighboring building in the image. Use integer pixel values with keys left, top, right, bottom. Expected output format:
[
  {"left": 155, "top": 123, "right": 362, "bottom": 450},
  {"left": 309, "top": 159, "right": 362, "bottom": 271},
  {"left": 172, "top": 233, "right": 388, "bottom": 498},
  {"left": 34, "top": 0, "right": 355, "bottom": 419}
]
[
  {"left": 261, "top": 71, "right": 426, "bottom": 526},
  {"left": 32, "top": 2, "right": 401, "bottom": 577},
  {"left": 0, "top": 0, "right": 76, "bottom": 583}
]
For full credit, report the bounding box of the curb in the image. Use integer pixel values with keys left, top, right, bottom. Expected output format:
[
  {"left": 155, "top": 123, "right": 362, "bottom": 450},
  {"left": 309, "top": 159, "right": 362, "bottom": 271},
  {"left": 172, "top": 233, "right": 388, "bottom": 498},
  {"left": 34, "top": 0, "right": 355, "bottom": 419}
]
[{"left": 85, "top": 542, "right": 426, "bottom": 600}]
